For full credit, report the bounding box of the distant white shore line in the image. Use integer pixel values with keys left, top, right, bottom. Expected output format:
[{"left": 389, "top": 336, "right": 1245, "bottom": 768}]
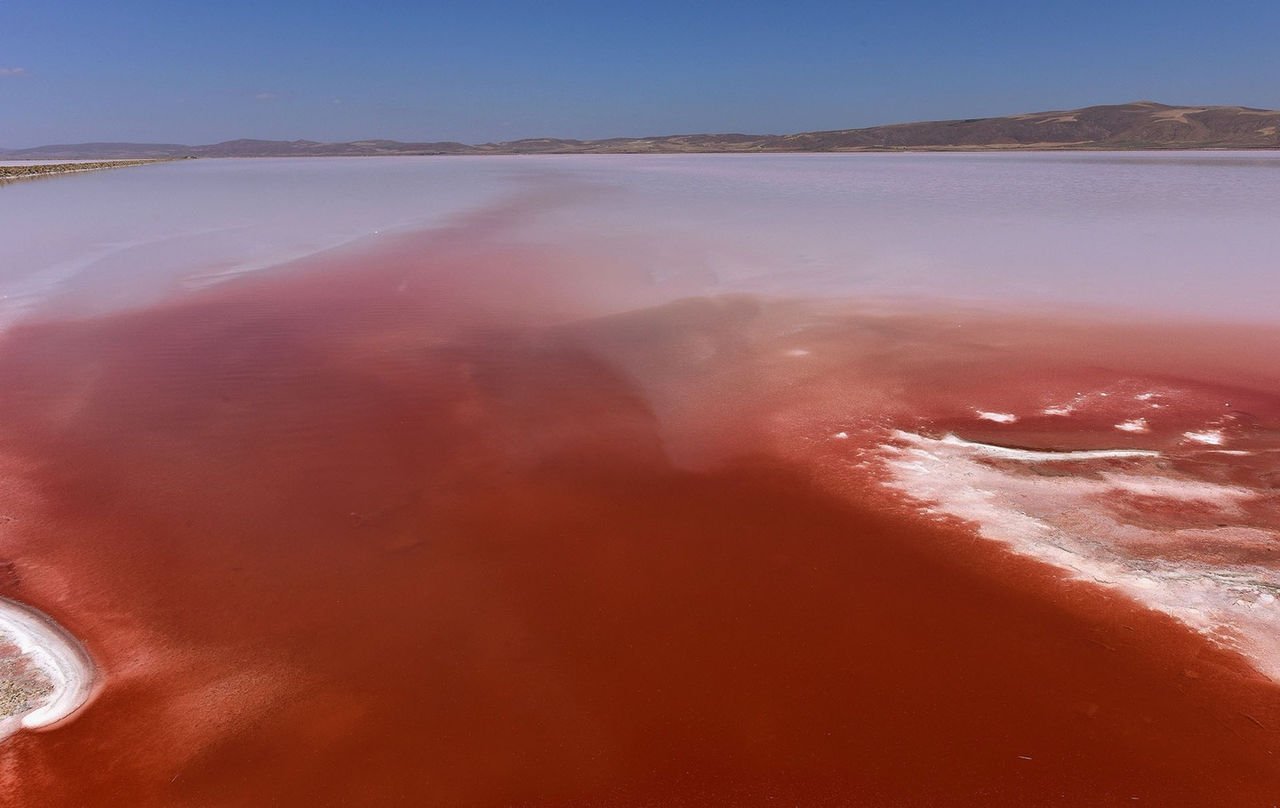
[{"left": 0, "top": 596, "right": 95, "bottom": 735}]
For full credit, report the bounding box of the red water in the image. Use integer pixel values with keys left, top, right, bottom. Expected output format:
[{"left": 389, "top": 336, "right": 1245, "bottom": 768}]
[{"left": 1, "top": 222, "right": 1279, "bottom": 806}]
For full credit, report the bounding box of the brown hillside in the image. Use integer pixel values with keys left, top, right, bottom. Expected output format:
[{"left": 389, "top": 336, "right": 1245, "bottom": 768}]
[{"left": 4, "top": 102, "right": 1278, "bottom": 159}]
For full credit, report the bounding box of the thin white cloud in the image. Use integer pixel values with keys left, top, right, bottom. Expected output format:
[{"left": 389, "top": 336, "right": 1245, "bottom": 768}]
[
  {"left": 0, "top": 67, "right": 27, "bottom": 77},
  {"left": 254, "top": 91, "right": 278, "bottom": 101}
]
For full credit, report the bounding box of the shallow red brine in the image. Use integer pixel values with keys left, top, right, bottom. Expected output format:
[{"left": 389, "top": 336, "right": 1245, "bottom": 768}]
[{"left": 0, "top": 207, "right": 1278, "bottom": 806}]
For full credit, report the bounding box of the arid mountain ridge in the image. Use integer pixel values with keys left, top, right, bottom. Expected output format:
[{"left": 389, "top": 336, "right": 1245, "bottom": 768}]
[{"left": 4, "top": 102, "right": 1279, "bottom": 159}]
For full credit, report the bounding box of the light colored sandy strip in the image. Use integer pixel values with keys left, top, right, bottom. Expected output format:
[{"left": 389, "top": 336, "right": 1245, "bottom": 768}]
[
  {"left": 0, "top": 597, "right": 94, "bottom": 731},
  {"left": 896, "top": 431, "right": 1161, "bottom": 462}
]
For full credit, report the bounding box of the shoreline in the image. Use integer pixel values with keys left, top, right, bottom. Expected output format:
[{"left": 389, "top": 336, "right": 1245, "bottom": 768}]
[
  {"left": 0, "top": 597, "right": 94, "bottom": 737},
  {"left": 0, "top": 160, "right": 170, "bottom": 183},
  {"left": 5, "top": 146, "right": 1280, "bottom": 162},
  {"left": 878, "top": 429, "right": 1280, "bottom": 680}
]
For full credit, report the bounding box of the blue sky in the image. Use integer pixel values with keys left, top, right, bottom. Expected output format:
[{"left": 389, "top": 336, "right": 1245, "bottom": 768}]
[{"left": 2, "top": 0, "right": 1278, "bottom": 147}]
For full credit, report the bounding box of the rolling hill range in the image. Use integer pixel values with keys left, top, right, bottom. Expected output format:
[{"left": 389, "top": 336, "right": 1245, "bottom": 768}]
[{"left": 4, "top": 102, "right": 1278, "bottom": 159}]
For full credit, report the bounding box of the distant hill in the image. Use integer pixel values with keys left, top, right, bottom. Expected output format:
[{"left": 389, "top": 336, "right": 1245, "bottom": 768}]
[{"left": 4, "top": 102, "right": 1278, "bottom": 159}]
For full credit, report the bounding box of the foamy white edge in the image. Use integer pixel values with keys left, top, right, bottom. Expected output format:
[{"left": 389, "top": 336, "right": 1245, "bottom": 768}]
[
  {"left": 0, "top": 596, "right": 94, "bottom": 732},
  {"left": 930, "top": 432, "right": 1159, "bottom": 461},
  {"left": 975, "top": 410, "right": 1018, "bottom": 423},
  {"left": 880, "top": 430, "right": 1280, "bottom": 680}
]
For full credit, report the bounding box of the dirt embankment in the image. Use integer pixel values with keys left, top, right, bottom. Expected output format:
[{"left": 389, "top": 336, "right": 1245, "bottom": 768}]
[{"left": 0, "top": 160, "right": 169, "bottom": 183}]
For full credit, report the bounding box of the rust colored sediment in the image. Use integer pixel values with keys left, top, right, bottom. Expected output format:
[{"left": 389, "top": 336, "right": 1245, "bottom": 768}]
[{"left": 0, "top": 223, "right": 1278, "bottom": 806}]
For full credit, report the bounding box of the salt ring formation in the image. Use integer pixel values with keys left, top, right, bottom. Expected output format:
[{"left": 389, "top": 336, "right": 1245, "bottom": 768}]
[{"left": 0, "top": 597, "right": 94, "bottom": 739}]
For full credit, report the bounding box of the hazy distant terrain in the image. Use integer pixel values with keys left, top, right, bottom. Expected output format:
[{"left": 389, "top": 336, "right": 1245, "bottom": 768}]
[{"left": 3, "top": 102, "right": 1278, "bottom": 159}]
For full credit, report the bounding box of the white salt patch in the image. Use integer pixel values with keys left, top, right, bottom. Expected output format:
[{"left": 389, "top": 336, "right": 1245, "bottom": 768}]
[
  {"left": 832, "top": 432, "right": 849, "bottom": 440},
  {"left": 1136, "top": 391, "right": 1168, "bottom": 409},
  {"left": 1115, "top": 418, "right": 1149, "bottom": 433},
  {"left": 1042, "top": 392, "right": 1089, "bottom": 417},
  {"left": 913, "top": 432, "right": 1161, "bottom": 462},
  {"left": 879, "top": 430, "right": 1280, "bottom": 682},
  {"left": 975, "top": 410, "right": 1018, "bottom": 424},
  {"left": 1098, "top": 472, "right": 1253, "bottom": 504},
  {"left": 1183, "top": 430, "right": 1225, "bottom": 446},
  {"left": 0, "top": 597, "right": 94, "bottom": 735}
]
